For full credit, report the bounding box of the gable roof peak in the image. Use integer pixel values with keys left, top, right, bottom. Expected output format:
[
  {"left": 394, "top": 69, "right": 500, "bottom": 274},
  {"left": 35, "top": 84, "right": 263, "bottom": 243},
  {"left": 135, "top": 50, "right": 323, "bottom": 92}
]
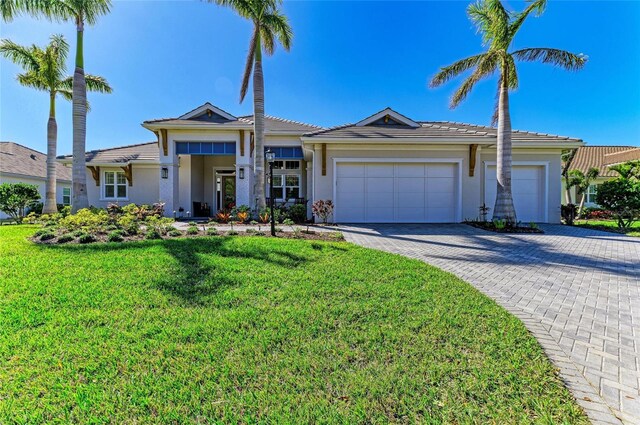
[
  {"left": 355, "top": 107, "right": 420, "bottom": 128},
  {"left": 178, "top": 102, "right": 237, "bottom": 121}
]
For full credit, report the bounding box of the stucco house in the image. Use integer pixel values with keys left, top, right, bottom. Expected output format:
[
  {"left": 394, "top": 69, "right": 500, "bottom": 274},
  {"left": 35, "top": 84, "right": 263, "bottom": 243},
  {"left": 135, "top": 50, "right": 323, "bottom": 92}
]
[
  {"left": 58, "top": 102, "right": 583, "bottom": 223},
  {"left": 0, "top": 141, "right": 72, "bottom": 219},
  {"left": 563, "top": 145, "right": 640, "bottom": 208}
]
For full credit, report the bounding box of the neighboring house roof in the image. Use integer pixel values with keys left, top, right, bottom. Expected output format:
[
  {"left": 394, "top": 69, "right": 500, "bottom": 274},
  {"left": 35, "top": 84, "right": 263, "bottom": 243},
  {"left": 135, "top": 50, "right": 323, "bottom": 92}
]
[
  {"left": 143, "top": 102, "right": 322, "bottom": 133},
  {"left": 57, "top": 141, "right": 159, "bottom": 165},
  {"left": 0, "top": 141, "right": 71, "bottom": 182},
  {"left": 568, "top": 146, "right": 638, "bottom": 178},
  {"left": 603, "top": 147, "right": 640, "bottom": 166}
]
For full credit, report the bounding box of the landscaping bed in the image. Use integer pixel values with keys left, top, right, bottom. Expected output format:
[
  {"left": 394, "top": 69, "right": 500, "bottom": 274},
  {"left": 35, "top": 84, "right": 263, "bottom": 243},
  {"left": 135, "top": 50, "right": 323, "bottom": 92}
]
[
  {"left": 465, "top": 220, "right": 544, "bottom": 234},
  {"left": 0, "top": 225, "right": 587, "bottom": 423},
  {"left": 572, "top": 220, "right": 640, "bottom": 237}
]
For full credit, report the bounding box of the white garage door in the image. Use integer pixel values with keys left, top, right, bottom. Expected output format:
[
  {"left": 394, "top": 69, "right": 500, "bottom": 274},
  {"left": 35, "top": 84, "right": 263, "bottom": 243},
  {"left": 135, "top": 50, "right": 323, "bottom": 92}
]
[
  {"left": 485, "top": 165, "right": 545, "bottom": 222},
  {"left": 335, "top": 162, "right": 458, "bottom": 223}
]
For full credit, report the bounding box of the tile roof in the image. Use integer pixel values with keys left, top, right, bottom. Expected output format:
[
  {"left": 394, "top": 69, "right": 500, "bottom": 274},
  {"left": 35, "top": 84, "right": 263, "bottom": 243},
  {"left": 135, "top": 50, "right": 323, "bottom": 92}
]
[
  {"left": 58, "top": 142, "right": 159, "bottom": 164},
  {"left": 603, "top": 147, "right": 640, "bottom": 166},
  {"left": 0, "top": 142, "right": 71, "bottom": 181},
  {"left": 305, "top": 120, "right": 582, "bottom": 143},
  {"left": 239, "top": 115, "right": 323, "bottom": 132},
  {"left": 568, "top": 146, "right": 638, "bottom": 177}
]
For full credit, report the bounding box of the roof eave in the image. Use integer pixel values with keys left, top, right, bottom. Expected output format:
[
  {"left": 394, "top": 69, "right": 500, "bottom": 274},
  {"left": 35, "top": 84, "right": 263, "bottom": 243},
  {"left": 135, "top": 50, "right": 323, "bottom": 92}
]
[{"left": 142, "top": 122, "right": 254, "bottom": 131}]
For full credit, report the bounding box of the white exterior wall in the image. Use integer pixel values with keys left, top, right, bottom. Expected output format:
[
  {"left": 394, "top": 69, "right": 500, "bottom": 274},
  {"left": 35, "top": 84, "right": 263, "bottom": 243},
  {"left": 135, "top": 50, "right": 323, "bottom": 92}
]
[
  {"left": 85, "top": 165, "right": 160, "bottom": 209},
  {"left": 0, "top": 173, "right": 71, "bottom": 219}
]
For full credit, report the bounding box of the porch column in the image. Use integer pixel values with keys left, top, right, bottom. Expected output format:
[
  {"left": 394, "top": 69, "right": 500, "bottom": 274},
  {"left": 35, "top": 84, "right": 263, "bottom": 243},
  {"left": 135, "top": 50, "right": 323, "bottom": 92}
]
[
  {"left": 306, "top": 161, "right": 313, "bottom": 219},
  {"left": 159, "top": 163, "right": 179, "bottom": 218},
  {"left": 236, "top": 130, "right": 252, "bottom": 208}
]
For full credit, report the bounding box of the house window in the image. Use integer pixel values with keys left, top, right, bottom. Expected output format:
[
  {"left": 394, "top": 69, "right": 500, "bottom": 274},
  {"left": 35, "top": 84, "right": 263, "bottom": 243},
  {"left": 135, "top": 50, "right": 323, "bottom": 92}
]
[
  {"left": 586, "top": 184, "right": 598, "bottom": 204},
  {"left": 104, "top": 171, "right": 127, "bottom": 199},
  {"left": 268, "top": 174, "right": 301, "bottom": 201},
  {"left": 62, "top": 187, "right": 71, "bottom": 205},
  {"left": 271, "top": 160, "right": 299, "bottom": 170}
]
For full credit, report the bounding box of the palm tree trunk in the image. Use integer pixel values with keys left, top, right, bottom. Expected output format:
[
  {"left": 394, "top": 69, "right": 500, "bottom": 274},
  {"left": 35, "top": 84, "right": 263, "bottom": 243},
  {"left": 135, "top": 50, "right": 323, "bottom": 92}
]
[
  {"left": 253, "top": 38, "right": 266, "bottom": 211},
  {"left": 578, "top": 192, "right": 586, "bottom": 217},
  {"left": 71, "top": 17, "right": 89, "bottom": 213},
  {"left": 492, "top": 69, "right": 517, "bottom": 223},
  {"left": 43, "top": 92, "right": 58, "bottom": 214}
]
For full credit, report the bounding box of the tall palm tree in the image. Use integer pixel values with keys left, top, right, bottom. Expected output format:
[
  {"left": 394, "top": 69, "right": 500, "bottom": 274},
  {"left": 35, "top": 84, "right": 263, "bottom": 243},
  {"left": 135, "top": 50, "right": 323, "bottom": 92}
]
[
  {"left": 1, "top": 0, "right": 112, "bottom": 212},
  {"left": 430, "top": 0, "right": 586, "bottom": 223},
  {"left": 0, "top": 35, "right": 111, "bottom": 214},
  {"left": 209, "top": 0, "right": 292, "bottom": 211}
]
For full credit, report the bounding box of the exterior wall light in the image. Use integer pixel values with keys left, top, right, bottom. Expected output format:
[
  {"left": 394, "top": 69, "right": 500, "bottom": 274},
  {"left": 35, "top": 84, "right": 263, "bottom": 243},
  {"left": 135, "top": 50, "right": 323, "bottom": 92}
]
[
  {"left": 239, "top": 167, "right": 245, "bottom": 179},
  {"left": 161, "top": 167, "right": 169, "bottom": 179}
]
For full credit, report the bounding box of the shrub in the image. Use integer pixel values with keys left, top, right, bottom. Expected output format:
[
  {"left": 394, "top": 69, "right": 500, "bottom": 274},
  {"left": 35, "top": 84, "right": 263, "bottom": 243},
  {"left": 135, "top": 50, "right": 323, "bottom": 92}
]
[
  {"left": 146, "top": 216, "right": 175, "bottom": 235},
  {"left": 236, "top": 211, "right": 250, "bottom": 223},
  {"left": 57, "top": 205, "right": 71, "bottom": 217},
  {"left": 117, "top": 215, "right": 139, "bottom": 235},
  {"left": 33, "top": 228, "right": 51, "bottom": 237},
  {"left": 216, "top": 210, "right": 231, "bottom": 223},
  {"left": 78, "top": 233, "right": 96, "bottom": 244},
  {"left": 107, "top": 231, "right": 125, "bottom": 242},
  {"left": 258, "top": 211, "right": 270, "bottom": 224},
  {"left": 227, "top": 230, "right": 239, "bottom": 236},
  {"left": 57, "top": 233, "right": 75, "bottom": 243},
  {"left": 145, "top": 229, "right": 162, "bottom": 240},
  {"left": 72, "top": 230, "right": 84, "bottom": 238},
  {"left": 168, "top": 229, "right": 183, "bottom": 237},
  {"left": 595, "top": 178, "right": 640, "bottom": 228},
  {"left": 312, "top": 200, "right": 334, "bottom": 224},
  {"left": 186, "top": 226, "right": 199, "bottom": 235},
  {"left": 0, "top": 182, "right": 41, "bottom": 223},
  {"left": 59, "top": 208, "right": 109, "bottom": 232},
  {"left": 105, "top": 224, "right": 119, "bottom": 231},
  {"left": 561, "top": 204, "right": 577, "bottom": 225},
  {"left": 39, "top": 231, "right": 55, "bottom": 241},
  {"left": 288, "top": 204, "right": 307, "bottom": 223},
  {"left": 493, "top": 219, "right": 507, "bottom": 230},
  {"left": 27, "top": 202, "right": 43, "bottom": 215},
  {"left": 206, "top": 227, "right": 217, "bottom": 236}
]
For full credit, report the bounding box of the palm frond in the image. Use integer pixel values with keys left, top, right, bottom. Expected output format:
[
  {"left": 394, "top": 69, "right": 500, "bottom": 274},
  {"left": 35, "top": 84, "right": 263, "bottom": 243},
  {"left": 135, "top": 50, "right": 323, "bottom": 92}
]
[
  {"left": 449, "top": 51, "right": 500, "bottom": 109},
  {"left": 467, "top": 0, "right": 493, "bottom": 45},
  {"left": 0, "top": 38, "right": 39, "bottom": 71},
  {"left": 262, "top": 9, "right": 292, "bottom": 52},
  {"left": 16, "top": 71, "right": 46, "bottom": 91},
  {"left": 429, "top": 53, "right": 487, "bottom": 88},
  {"left": 260, "top": 25, "right": 275, "bottom": 55},
  {"left": 84, "top": 74, "right": 112, "bottom": 93},
  {"left": 486, "top": 0, "right": 510, "bottom": 48},
  {"left": 509, "top": 0, "right": 546, "bottom": 39},
  {"left": 239, "top": 26, "right": 257, "bottom": 103},
  {"left": 73, "top": 0, "right": 112, "bottom": 25},
  {"left": 210, "top": 0, "right": 255, "bottom": 20},
  {"left": 57, "top": 87, "right": 73, "bottom": 101},
  {"left": 512, "top": 47, "right": 587, "bottom": 71}
]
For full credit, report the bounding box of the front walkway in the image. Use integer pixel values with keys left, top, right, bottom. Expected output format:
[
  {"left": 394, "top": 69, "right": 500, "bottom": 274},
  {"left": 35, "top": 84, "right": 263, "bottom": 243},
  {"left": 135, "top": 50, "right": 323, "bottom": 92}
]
[{"left": 340, "top": 224, "right": 639, "bottom": 425}]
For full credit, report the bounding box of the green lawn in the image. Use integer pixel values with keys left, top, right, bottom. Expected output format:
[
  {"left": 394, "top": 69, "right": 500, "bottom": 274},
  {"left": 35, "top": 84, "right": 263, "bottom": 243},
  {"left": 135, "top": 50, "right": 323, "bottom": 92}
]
[
  {"left": 574, "top": 219, "right": 640, "bottom": 237},
  {"left": 0, "top": 226, "right": 587, "bottom": 424}
]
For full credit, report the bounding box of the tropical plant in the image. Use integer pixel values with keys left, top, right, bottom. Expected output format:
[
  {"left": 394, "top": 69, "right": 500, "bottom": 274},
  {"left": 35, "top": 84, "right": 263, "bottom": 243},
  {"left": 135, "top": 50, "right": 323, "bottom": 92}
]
[
  {"left": 0, "top": 35, "right": 111, "bottom": 214},
  {"left": 2, "top": 0, "right": 113, "bottom": 212},
  {"left": 430, "top": 0, "right": 586, "bottom": 223},
  {"left": 0, "top": 183, "right": 41, "bottom": 223},
  {"left": 209, "top": 0, "right": 292, "bottom": 211},
  {"left": 595, "top": 161, "right": 640, "bottom": 228},
  {"left": 312, "top": 199, "right": 333, "bottom": 224},
  {"left": 561, "top": 149, "right": 578, "bottom": 204},
  {"left": 566, "top": 167, "right": 599, "bottom": 217},
  {"left": 608, "top": 160, "right": 640, "bottom": 180}
]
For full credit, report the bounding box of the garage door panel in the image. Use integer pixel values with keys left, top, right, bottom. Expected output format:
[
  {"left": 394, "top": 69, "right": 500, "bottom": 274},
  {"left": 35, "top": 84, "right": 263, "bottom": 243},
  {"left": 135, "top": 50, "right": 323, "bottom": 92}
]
[
  {"left": 427, "top": 164, "right": 456, "bottom": 178},
  {"left": 336, "top": 162, "right": 458, "bottom": 223},
  {"left": 337, "top": 163, "right": 365, "bottom": 177},
  {"left": 396, "top": 164, "right": 425, "bottom": 177},
  {"left": 366, "top": 164, "right": 394, "bottom": 177},
  {"left": 485, "top": 165, "right": 544, "bottom": 222}
]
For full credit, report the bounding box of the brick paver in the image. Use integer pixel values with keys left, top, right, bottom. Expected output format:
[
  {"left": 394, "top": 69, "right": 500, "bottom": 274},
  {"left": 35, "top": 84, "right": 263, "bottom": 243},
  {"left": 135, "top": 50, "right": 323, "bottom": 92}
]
[{"left": 341, "top": 224, "right": 639, "bottom": 425}]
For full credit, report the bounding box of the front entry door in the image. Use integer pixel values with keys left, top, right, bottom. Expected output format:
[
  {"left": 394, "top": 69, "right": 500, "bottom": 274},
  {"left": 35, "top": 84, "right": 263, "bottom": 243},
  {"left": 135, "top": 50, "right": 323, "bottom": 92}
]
[{"left": 216, "top": 173, "right": 236, "bottom": 211}]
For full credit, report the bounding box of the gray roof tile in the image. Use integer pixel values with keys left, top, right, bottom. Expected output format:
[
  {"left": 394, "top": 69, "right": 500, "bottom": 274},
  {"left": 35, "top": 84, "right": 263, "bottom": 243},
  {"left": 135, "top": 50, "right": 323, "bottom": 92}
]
[
  {"left": 58, "top": 142, "right": 159, "bottom": 164},
  {"left": 0, "top": 142, "right": 71, "bottom": 181}
]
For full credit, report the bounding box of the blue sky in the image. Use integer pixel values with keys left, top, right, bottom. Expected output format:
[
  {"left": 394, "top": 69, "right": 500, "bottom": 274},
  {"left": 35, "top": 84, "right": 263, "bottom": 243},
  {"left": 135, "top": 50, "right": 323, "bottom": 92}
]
[{"left": 1, "top": 0, "right": 639, "bottom": 155}]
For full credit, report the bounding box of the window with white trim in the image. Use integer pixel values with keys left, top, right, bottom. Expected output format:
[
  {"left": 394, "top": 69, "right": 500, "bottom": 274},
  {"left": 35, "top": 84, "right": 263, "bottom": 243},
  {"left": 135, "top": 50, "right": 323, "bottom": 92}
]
[
  {"left": 267, "top": 160, "right": 302, "bottom": 201},
  {"left": 62, "top": 187, "right": 71, "bottom": 205},
  {"left": 586, "top": 184, "right": 598, "bottom": 204},
  {"left": 104, "top": 171, "right": 127, "bottom": 199}
]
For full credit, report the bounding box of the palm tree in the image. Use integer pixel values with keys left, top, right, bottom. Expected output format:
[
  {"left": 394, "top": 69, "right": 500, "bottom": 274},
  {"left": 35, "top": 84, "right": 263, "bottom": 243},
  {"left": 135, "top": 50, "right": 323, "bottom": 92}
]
[
  {"left": 430, "top": 0, "right": 586, "bottom": 223},
  {"left": 0, "top": 35, "right": 111, "bottom": 214},
  {"left": 1, "top": 0, "right": 112, "bottom": 212},
  {"left": 209, "top": 0, "right": 292, "bottom": 211},
  {"left": 568, "top": 167, "right": 599, "bottom": 216}
]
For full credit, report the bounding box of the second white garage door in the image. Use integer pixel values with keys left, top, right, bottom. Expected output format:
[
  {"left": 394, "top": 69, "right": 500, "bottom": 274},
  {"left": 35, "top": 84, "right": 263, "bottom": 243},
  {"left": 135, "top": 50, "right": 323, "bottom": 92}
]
[
  {"left": 335, "top": 162, "right": 459, "bottom": 223},
  {"left": 484, "top": 165, "right": 546, "bottom": 222}
]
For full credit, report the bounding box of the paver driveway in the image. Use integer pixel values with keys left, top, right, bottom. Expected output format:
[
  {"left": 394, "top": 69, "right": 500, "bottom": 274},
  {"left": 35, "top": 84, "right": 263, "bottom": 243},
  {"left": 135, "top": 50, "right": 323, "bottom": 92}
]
[{"left": 340, "top": 224, "right": 639, "bottom": 424}]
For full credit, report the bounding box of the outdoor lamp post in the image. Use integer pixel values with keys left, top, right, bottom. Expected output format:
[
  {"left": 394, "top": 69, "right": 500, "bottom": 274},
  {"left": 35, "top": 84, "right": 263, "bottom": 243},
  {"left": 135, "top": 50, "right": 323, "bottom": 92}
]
[{"left": 265, "top": 149, "right": 276, "bottom": 236}]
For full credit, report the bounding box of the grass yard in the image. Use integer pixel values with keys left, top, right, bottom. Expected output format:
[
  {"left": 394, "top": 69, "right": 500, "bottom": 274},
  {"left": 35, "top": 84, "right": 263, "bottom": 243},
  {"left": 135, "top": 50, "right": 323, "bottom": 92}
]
[
  {"left": 574, "top": 219, "right": 640, "bottom": 237},
  {"left": 0, "top": 226, "right": 587, "bottom": 424}
]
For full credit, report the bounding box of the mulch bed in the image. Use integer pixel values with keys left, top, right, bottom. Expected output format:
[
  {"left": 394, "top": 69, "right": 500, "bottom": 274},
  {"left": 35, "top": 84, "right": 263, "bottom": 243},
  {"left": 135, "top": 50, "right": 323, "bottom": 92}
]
[
  {"left": 31, "top": 229, "right": 344, "bottom": 245},
  {"left": 465, "top": 221, "right": 544, "bottom": 234}
]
